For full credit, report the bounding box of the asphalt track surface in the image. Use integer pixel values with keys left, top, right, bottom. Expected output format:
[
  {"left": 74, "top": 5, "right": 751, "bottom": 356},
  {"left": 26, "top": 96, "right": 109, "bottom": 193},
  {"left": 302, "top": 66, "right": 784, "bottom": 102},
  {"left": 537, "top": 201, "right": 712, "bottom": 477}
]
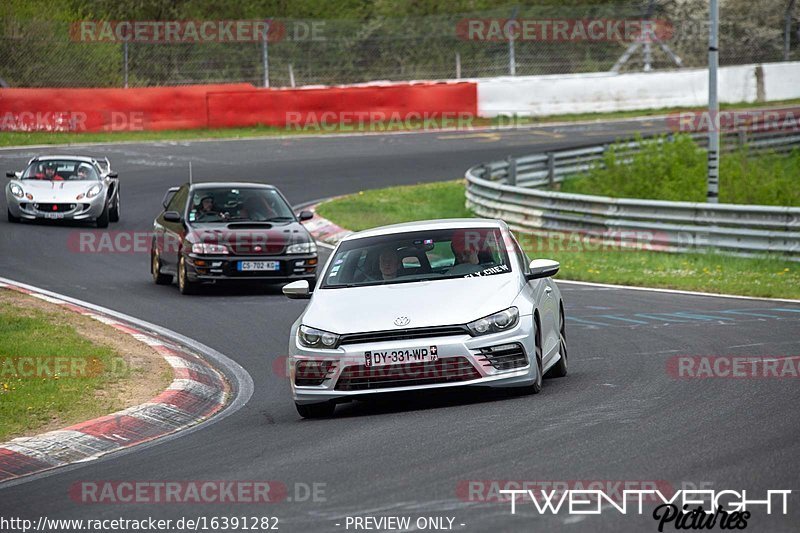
[{"left": 1, "top": 119, "right": 799, "bottom": 532}]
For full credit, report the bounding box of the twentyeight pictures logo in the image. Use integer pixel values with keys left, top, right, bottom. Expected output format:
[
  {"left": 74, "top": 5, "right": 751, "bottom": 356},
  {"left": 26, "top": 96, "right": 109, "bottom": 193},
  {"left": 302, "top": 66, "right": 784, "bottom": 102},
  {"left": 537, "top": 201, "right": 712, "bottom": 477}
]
[{"left": 497, "top": 488, "right": 792, "bottom": 531}]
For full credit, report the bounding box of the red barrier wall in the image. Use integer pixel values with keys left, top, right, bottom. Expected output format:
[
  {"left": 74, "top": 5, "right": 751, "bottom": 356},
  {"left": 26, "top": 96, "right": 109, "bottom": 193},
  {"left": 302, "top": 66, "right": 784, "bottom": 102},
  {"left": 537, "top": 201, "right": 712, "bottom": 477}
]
[
  {"left": 0, "top": 84, "right": 254, "bottom": 132},
  {"left": 206, "top": 82, "right": 478, "bottom": 129},
  {"left": 0, "top": 82, "right": 478, "bottom": 132}
]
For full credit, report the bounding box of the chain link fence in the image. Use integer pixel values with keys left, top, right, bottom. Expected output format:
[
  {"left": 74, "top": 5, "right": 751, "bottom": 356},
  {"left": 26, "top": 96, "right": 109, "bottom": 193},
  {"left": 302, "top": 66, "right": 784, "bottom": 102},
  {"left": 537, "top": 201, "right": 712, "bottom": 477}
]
[{"left": 1, "top": 3, "right": 798, "bottom": 88}]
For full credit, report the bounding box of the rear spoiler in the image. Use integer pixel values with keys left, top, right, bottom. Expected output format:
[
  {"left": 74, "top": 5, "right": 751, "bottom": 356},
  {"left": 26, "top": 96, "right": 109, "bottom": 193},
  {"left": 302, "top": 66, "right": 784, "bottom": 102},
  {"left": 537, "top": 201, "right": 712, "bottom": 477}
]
[{"left": 96, "top": 157, "right": 112, "bottom": 174}]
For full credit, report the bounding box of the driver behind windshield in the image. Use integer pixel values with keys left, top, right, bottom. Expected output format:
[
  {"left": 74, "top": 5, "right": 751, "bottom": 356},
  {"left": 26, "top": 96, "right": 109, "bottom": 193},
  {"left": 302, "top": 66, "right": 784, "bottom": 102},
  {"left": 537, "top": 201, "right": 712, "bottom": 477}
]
[
  {"left": 35, "top": 162, "right": 63, "bottom": 181},
  {"left": 195, "top": 195, "right": 221, "bottom": 220},
  {"left": 447, "top": 230, "right": 483, "bottom": 276}
]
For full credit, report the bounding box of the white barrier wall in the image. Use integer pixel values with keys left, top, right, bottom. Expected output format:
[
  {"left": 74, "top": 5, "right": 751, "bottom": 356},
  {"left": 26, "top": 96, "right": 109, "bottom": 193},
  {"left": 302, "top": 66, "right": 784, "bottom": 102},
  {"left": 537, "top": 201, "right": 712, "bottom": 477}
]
[{"left": 477, "top": 62, "right": 800, "bottom": 117}]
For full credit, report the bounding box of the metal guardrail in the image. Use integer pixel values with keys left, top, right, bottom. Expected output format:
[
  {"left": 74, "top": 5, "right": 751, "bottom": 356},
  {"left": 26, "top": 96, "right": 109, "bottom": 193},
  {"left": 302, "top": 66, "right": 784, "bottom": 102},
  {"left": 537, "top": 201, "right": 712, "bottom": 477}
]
[{"left": 465, "top": 129, "right": 800, "bottom": 258}]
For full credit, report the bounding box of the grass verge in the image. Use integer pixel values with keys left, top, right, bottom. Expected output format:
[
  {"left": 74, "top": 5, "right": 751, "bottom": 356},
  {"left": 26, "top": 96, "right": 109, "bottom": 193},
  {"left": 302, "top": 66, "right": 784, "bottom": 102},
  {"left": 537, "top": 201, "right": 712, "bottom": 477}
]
[
  {"left": 2, "top": 98, "right": 799, "bottom": 147},
  {"left": 316, "top": 180, "right": 798, "bottom": 299},
  {"left": 560, "top": 134, "right": 800, "bottom": 206},
  {"left": 0, "top": 289, "right": 172, "bottom": 441}
]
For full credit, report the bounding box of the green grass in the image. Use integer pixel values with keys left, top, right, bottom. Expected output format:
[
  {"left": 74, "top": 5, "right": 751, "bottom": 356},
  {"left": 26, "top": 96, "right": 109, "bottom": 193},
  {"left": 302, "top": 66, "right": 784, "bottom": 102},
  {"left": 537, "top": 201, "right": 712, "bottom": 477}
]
[
  {"left": 317, "top": 181, "right": 472, "bottom": 231},
  {"left": 560, "top": 134, "right": 800, "bottom": 207},
  {"left": 0, "top": 296, "right": 134, "bottom": 440},
  {"left": 3, "top": 98, "right": 800, "bottom": 148},
  {"left": 316, "top": 180, "right": 799, "bottom": 299}
]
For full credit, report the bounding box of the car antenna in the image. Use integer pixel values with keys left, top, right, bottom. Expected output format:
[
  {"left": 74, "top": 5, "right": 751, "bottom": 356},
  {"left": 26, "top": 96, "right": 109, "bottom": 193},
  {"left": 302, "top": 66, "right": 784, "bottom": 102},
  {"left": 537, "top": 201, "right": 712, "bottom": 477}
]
[{"left": 188, "top": 161, "right": 193, "bottom": 184}]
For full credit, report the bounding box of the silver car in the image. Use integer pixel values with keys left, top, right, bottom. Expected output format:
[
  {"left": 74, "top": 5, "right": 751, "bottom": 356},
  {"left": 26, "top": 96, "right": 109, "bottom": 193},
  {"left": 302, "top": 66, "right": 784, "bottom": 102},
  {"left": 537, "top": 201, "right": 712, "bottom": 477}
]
[
  {"left": 283, "top": 219, "right": 567, "bottom": 418},
  {"left": 5, "top": 155, "right": 120, "bottom": 227}
]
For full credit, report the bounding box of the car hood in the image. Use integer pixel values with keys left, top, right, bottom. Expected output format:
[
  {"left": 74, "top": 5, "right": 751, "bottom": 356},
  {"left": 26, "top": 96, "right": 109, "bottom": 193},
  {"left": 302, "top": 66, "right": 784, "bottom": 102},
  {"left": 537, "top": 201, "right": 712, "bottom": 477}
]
[
  {"left": 18, "top": 180, "right": 99, "bottom": 201},
  {"left": 185, "top": 221, "right": 311, "bottom": 252},
  {"left": 303, "top": 274, "right": 523, "bottom": 334}
]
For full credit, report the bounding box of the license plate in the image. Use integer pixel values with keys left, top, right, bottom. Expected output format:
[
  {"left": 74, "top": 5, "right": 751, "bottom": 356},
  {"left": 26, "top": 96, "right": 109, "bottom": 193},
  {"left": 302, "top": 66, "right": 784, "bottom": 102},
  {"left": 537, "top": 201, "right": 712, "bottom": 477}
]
[
  {"left": 237, "top": 260, "right": 280, "bottom": 272},
  {"left": 365, "top": 346, "right": 438, "bottom": 368},
  {"left": 43, "top": 212, "right": 64, "bottom": 219}
]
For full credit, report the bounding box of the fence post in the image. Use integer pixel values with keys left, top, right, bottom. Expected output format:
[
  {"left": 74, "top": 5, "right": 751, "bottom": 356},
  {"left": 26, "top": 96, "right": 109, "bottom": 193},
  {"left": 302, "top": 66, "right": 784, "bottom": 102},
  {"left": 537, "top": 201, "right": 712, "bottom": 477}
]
[
  {"left": 506, "top": 156, "right": 517, "bottom": 186},
  {"left": 737, "top": 128, "right": 747, "bottom": 147},
  {"left": 547, "top": 152, "right": 555, "bottom": 186},
  {"left": 289, "top": 64, "right": 296, "bottom": 87},
  {"left": 262, "top": 30, "right": 270, "bottom": 88},
  {"left": 123, "top": 41, "right": 129, "bottom": 88},
  {"left": 455, "top": 52, "right": 461, "bottom": 79}
]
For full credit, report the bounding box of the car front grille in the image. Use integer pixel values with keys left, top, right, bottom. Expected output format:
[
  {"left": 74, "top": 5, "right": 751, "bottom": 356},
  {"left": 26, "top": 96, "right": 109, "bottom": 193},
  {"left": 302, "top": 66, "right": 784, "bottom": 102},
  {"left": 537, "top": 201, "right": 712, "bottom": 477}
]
[
  {"left": 475, "top": 343, "right": 528, "bottom": 371},
  {"left": 229, "top": 242, "right": 286, "bottom": 255},
  {"left": 34, "top": 203, "right": 76, "bottom": 213},
  {"left": 339, "top": 325, "right": 469, "bottom": 346},
  {"left": 334, "top": 357, "right": 481, "bottom": 391}
]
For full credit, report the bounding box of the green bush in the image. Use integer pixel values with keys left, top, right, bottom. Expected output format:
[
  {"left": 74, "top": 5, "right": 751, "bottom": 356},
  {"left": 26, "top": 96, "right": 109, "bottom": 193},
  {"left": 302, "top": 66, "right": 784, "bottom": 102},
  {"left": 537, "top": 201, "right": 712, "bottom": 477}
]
[{"left": 560, "top": 135, "right": 800, "bottom": 207}]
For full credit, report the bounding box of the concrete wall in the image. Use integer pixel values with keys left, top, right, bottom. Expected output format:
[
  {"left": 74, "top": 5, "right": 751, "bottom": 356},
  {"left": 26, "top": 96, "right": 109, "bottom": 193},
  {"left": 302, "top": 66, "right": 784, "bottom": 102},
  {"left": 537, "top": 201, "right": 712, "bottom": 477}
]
[{"left": 477, "top": 62, "right": 800, "bottom": 117}]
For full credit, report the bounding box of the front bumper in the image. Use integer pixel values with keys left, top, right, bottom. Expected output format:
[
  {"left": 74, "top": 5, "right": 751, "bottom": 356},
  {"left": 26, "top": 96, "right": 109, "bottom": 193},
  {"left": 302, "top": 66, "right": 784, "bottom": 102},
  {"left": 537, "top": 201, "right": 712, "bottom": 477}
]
[
  {"left": 184, "top": 252, "right": 317, "bottom": 282},
  {"left": 8, "top": 194, "right": 106, "bottom": 221},
  {"left": 289, "top": 318, "right": 536, "bottom": 405}
]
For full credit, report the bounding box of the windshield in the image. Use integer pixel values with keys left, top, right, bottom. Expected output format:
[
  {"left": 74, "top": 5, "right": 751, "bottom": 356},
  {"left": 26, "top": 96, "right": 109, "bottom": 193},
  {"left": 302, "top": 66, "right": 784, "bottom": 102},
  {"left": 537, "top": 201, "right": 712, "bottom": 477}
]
[
  {"left": 22, "top": 160, "right": 99, "bottom": 181},
  {"left": 188, "top": 187, "right": 295, "bottom": 224},
  {"left": 321, "top": 228, "right": 512, "bottom": 288}
]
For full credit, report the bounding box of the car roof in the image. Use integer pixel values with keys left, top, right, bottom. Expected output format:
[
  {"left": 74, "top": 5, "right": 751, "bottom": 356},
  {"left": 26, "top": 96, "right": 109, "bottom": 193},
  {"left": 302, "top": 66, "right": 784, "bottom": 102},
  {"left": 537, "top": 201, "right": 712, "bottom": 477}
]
[
  {"left": 343, "top": 218, "right": 507, "bottom": 241},
  {"left": 189, "top": 182, "right": 277, "bottom": 190}
]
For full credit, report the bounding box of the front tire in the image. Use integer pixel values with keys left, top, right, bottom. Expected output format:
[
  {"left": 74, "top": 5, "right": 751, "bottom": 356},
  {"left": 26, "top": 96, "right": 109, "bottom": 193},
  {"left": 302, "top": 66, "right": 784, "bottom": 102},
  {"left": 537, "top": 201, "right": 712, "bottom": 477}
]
[
  {"left": 178, "top": 256, "right": 198, "bottom": 295},
  {"left": 7, "top": 208, "right": 20, "bottom": 223},
  {"left": 109, "top": 192, "right": 120, "bottom": 222},
  {"left": 296, "top": 401, "right": 336, "bottom": 419},
  {"left": 95, "top": 203, "right": 109, "bottom": 228},
  {"left": 151, "top": 249, "right": 173, "bottom": 285},
  {"left": 523, "top": 317, "right": 543, "bottom": 394},
  {"left": 545, "top": 306, "right": 568, "bottom": 379}
]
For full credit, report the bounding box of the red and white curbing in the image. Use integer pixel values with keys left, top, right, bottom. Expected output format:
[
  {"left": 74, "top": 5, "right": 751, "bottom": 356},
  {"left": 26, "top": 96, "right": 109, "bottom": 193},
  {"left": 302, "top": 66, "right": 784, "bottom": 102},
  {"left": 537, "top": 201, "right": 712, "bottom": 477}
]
[
  {"left": 300, "top": 201, "right": 352, "bottom": 247},
  {"left": 0, "top": 281, "right": 230, "bottom": 483}
]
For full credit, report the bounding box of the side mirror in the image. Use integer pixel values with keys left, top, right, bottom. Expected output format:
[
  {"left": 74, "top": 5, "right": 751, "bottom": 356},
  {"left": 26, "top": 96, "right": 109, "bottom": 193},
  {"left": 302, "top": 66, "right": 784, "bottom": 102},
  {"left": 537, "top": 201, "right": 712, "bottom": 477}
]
[
  {"left": 107, "top": 171, "right": 119, "bottom": 178},
  {"left": 6, "top": 171, "right": 15, "bottom": 178},
  {"left": 283, "top": 280, "right": 311, "bottom": 299},
  {"left": 298, "top": 210, "right": 314, "bottom": 222},
  {"left": 527, "top": 259, "right": 560, "bottom": 280},
  {"left": 163, "top": 211, "right": 182, "bottom": 223}
]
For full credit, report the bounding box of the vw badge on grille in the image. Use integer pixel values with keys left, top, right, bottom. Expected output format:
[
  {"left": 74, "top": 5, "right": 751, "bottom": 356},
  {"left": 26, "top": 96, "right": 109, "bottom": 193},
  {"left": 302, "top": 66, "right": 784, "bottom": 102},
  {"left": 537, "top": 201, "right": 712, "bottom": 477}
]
[{"left": 394, "top": 316, "right": 410, "bottom": 327}]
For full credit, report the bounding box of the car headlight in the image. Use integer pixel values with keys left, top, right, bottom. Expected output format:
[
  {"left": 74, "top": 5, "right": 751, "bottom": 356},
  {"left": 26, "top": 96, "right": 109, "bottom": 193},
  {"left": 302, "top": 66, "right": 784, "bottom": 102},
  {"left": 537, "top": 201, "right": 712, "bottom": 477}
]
[
  {"left": 467, "top": 307, "right": 519, "bottom": 336},
  {"left": 286, "top": 241, "right": 317, "bottom": 254},
  {"left": 298, "top": 325, "right": 340, "bottom": 349},
  {"left": 9, "top": 183, "right": 24, "bottom": 199},
  {"left": 85, "top": 184, "right": 103, "bottom": 199},
  {"left": 191, "top": 243, "right": 229, "bottom": 255}
]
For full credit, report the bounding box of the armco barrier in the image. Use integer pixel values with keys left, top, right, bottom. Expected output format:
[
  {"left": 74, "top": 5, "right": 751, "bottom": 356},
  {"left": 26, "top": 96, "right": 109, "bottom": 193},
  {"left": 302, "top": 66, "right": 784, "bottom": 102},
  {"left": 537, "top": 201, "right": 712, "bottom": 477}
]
[
  {"left": 465, "top": 128, "right": 800, "bottom": 259},
  {"left": 0, "top": 81, "right": 478, "bottom": 132}
]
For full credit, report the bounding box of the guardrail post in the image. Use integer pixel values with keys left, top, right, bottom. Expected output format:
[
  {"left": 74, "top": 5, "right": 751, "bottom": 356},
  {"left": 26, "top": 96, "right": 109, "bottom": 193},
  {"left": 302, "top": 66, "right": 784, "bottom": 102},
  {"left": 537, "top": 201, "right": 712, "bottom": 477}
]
[
  {"left": 547, "top": 152, "right": 555, "bottom": 187},
  {"left": 506, "top": 156, "right": 517, "bottom": 186},
  {"left": 737, "top": 129, "right": 747, "bottom": 147}
]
